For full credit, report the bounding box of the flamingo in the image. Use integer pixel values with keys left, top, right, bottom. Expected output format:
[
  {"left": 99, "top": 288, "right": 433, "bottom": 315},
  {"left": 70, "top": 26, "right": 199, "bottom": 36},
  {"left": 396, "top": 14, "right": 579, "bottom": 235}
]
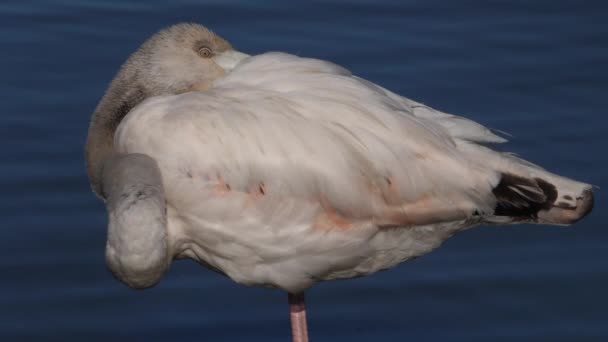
[{"left": 85, "top": 23, "right": 594, "bottom": 342}]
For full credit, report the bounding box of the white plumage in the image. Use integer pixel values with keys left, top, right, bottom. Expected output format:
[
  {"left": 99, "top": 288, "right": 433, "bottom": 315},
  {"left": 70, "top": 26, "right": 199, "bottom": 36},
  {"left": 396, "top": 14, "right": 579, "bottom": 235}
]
[
  {"left": 86, "top": 24, "right": 593, "bottom": 341},
  {"left": 110, "top": 51, "right": 589, "bottom": 293}
]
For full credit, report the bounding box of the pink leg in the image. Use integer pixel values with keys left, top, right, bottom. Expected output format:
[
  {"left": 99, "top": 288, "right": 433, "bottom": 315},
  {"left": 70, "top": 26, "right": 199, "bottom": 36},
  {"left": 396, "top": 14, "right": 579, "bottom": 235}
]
[{"left": 288, "top": 292, "right": 309, "bottom": 342}]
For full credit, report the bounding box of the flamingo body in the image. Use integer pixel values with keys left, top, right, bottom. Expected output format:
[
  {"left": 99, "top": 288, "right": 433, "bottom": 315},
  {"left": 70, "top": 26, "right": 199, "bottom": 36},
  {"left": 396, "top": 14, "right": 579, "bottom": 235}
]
[
  {"left": 109, "top": 52, "right": 592, "bottom": 293},
  {"left": 86, "top": 24, "right": 593, "bottom": 341}
]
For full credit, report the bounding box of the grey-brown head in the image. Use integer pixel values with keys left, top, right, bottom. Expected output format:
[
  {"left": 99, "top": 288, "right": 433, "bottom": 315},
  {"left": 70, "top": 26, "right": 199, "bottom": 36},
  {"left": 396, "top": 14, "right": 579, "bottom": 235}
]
[{"left": 86, "top": 23, "right": 249, "bottom": 197}]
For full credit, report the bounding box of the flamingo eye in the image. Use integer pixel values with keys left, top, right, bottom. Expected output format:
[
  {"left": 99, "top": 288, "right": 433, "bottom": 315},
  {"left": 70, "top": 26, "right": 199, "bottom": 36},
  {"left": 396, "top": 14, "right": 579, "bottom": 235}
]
[{"left": 197, "top": 46, "right": 213, "bottom": 58}]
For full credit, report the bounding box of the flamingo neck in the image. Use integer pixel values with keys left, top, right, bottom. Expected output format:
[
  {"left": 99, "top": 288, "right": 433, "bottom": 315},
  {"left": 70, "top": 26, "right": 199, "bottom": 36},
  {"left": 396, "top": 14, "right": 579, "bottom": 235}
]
[{"left": 85, "top": 82, "right": 146, "bottom": 198}]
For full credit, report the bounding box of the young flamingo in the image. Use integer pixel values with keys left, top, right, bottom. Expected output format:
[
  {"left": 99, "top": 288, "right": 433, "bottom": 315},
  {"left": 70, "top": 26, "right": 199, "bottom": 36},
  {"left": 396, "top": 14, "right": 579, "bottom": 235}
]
[{"left": 86, "top": 23, "right": 594, "bottom": 342}]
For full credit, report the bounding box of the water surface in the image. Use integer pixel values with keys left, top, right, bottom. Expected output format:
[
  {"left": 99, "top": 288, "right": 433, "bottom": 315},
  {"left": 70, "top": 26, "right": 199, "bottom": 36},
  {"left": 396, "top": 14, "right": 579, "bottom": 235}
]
[{"left": 1, "top": 1, "right": 606, "bottom": 341}]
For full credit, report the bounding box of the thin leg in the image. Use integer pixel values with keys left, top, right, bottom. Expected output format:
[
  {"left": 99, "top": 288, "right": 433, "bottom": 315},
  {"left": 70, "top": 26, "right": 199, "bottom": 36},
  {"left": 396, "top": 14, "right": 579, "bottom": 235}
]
[{"left": 288, "top": 292, "right": 309, "bottom": 342}]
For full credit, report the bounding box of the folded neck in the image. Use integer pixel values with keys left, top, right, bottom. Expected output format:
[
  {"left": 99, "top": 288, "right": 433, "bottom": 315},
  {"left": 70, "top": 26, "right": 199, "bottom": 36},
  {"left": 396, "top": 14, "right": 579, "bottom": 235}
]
[{"left": 85, "top": 76, "right": 147, "bottom": 198}]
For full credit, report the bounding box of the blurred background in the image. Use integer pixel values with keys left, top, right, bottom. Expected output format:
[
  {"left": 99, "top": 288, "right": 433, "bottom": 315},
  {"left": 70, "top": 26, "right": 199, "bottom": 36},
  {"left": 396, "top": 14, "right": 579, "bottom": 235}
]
[{"left": 1, "top": 0, "right": 606, "bottom": 341}]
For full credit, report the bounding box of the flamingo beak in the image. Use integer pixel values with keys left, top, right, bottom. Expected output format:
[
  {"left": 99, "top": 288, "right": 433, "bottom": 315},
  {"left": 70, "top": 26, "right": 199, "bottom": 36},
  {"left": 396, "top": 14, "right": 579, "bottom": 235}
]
[{"left": 213, "top": 50, "right": 250, "bottom": 72}]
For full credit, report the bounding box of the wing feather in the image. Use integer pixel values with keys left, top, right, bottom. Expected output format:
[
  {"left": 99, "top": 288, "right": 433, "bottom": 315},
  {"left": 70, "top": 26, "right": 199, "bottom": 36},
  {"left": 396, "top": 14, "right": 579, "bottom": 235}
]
[{"left": 115, "top": 52, "right": 500, "bottom": 229}]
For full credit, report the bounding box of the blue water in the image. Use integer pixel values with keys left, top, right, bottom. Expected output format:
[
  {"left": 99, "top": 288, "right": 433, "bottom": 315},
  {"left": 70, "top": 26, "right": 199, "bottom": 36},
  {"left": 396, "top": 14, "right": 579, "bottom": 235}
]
[{"left": 2, "top": 0, "right": 606, "bottom": 341}]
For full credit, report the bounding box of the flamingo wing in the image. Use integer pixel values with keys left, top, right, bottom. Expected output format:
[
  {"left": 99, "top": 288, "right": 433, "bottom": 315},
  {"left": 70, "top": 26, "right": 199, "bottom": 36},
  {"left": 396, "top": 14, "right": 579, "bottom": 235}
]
[{"left": 115, "top": 52, "right": 502, "bottom": 232}]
